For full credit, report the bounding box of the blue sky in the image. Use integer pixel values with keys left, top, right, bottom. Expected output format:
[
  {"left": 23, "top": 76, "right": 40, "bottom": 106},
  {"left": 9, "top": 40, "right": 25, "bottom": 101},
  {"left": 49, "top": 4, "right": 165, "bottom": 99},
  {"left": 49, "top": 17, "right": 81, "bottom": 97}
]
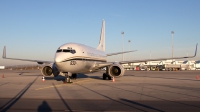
[{"left": 0, "top": 0, "right": 200, "bottom": 65}]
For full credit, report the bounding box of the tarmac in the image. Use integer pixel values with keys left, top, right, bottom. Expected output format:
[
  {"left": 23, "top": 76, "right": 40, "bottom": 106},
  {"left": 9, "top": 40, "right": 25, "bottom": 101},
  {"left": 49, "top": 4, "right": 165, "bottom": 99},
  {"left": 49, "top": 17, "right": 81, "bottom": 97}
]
[{"left": 0, "top": 69, "right": 200, "bottom": 112}]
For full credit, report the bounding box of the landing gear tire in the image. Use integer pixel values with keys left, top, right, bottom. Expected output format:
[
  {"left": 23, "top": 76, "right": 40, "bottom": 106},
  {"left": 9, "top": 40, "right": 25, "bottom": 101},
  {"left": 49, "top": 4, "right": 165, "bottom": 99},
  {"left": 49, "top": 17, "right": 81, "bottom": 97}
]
[
  {"left": 64, "top": 74, "right": 73, "bottom": 83},
  {"left": 72, "top": 74, "right": 77, "bottom": 80},
  {"left": 103, "top": 73, "right": 107, "bottom": 80},
  {"left": 108, "top": 76, "right": 112, "bottom": 80},
  {"left": 102, "top": 73, "right": 112, "bottom": 80}
]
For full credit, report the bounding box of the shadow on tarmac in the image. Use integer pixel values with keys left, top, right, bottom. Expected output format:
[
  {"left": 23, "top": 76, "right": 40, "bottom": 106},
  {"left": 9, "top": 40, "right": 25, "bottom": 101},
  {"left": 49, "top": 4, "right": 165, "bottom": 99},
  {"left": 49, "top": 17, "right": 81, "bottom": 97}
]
[
  {"left": 0, "top": 76, "right": 39, "bottom": 112},
  {"left": 120, "top": 98, "right": 164, "bottom": 112},
  {"left": 126, "top": 74, "right": 199, "bottom": 82},
  {"left": 44, "top": 73, "right": 102, "bottom": 82},
  {"left": 37, "top": 101, "right": 52, "bottom": 112},
  {"left": 101, "top": 83, "right": 200, "bottom": 109},
  {"left": 17, "top": 72, "right": 30, "bottom": 75},
  {"left": 44, "top": 76, "right": 65, "bottom": 82},
  {"left": 52, "top": 83, "right": 72, "bottom": 112},
  {"left": 0, "top": 82, "right": 9, "bottom": 87},
  {"left": 78, "top": 73, "right": 103, "bottom": 80},
  {"left": 76, "top": 83, "right": 147, "bottom": 111},
  {"left": 121, "top": 83, "right": 200, "bottom": 99},
  {"left": 89, "top": 76, "right": 102, "bottom": 80}
]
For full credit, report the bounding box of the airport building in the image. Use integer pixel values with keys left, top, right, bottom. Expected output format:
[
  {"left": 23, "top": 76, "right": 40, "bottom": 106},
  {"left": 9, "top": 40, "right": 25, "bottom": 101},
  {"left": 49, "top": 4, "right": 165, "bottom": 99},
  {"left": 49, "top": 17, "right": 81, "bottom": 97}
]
[
  {"left": 2, "top": 59, "right": 200, "bottom": 71},
  {"left": 0, "top": 66, "right": 5, "bottom": 69},
  {"left": 122, "top": 60, "right": 200, "bottom": 71}
]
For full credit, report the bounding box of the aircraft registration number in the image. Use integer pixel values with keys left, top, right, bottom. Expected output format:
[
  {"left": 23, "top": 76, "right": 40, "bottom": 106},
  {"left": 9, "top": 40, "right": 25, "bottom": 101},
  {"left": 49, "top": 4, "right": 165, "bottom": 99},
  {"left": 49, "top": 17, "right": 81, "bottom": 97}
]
[{"left": 70, "top": 61, "right": 76, "bottom": 65}]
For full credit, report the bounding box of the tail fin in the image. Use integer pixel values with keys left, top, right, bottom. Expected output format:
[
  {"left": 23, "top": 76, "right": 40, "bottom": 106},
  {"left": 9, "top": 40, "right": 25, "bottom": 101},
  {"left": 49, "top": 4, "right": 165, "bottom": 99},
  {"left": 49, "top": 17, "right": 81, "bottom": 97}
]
[
  {"left": 97, "top": 20, "right": 105, "bottom": 52},
  {"left": 2, "top": 46, "right": 6, "bottom": 58}
]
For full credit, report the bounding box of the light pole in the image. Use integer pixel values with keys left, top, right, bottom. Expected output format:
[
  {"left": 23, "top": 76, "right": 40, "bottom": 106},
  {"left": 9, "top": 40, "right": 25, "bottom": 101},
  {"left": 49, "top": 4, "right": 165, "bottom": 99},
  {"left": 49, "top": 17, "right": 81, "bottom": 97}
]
[
  {"left": 171, "top": 31, "right": 174, "bottom": 61},
  {"left": 128, "top": 40, "right": 131, "bottom": 60},
  {"left": 149, "top": 51, "right": 151, "bottom": 70},
  {"left": 121, "top": 31, "right": 124, "bottom": 61},
  {"left": 150, "top": 51, "right": 151, "bottom": 59}
]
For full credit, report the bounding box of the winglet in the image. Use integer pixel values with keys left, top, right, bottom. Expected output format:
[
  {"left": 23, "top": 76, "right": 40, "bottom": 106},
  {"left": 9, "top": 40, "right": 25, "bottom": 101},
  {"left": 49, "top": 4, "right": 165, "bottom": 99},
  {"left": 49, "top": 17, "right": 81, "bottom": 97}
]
[
  {"left": 194, "top": 43, "right": 198, "bottom": 57},
  {"left": 2, "top": 46, "right": 6, "bottom": 58}
]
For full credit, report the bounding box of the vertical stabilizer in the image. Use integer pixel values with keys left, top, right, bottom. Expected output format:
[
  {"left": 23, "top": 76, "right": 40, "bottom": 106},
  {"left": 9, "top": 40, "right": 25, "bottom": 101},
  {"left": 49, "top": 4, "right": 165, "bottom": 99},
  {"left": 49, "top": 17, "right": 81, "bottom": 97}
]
[
  {"left": 2, "top": 46, "right": 6, "bottom": 58},
  {"left": 97, "top": 20, "right": 105, "bottom": 52}
]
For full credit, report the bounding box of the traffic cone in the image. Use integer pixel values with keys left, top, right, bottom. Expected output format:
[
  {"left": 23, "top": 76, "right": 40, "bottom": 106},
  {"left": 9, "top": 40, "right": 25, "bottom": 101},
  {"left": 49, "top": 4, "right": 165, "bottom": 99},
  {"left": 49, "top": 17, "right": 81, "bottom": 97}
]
[
  {"left": 42, "top": 76, "right": 45, "bottom": 82},
  {"left": 112, "top": 77, "right": 115, "bottom": 82},
  {"left": 2, "top": 74, "right": 5, "bottom": 78},
  {"left": 196, "top": 76, "right": 199, "bottom": 80}
]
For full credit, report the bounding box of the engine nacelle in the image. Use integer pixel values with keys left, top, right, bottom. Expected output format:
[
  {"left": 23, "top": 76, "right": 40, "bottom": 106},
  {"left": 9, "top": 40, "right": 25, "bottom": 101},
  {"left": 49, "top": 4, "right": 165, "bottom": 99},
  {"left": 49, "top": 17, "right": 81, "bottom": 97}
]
[
  {"left": 41, "top": 63, "right": 60, "bottom": 77},
  {"left": 108, "top": 63, "right": 125, "bottom": 77}
]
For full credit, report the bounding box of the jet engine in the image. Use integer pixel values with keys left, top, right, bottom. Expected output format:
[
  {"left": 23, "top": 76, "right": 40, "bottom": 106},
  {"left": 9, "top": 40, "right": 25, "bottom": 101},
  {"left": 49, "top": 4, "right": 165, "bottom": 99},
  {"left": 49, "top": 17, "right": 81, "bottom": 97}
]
[
  {"left": 41, "top": 63, "right": 60, "bottom": 77},
  {"left": 108, "top": 63, "right": 125, "bottom": 77}
]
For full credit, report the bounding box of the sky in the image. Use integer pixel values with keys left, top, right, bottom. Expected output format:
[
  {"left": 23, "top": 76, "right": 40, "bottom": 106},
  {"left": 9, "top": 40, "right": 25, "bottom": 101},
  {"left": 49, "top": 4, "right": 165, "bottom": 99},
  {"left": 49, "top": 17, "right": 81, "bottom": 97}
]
[{"left": 0, "top": 0, "right": 200, "bottom": 66}]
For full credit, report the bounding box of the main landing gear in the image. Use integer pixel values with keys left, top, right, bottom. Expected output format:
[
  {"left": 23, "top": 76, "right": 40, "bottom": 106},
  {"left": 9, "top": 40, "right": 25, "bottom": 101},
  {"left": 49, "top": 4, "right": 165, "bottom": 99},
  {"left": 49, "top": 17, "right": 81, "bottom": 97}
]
[
  {"left": 102, "top": 73, "right": 112, "bottom": 80},
  {"left": 71, "top": 74, "right": 77, "bottom": 80}
]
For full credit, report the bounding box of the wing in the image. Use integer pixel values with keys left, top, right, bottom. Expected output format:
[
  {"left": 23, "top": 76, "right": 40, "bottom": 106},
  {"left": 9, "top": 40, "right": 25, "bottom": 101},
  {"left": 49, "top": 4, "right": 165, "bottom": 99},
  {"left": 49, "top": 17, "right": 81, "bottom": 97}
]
[
  {"left": 107, "top": 50, "right": 137, "bottom": 56},
  {"left": 119, "top": 43, "right": 198, "bottom": 64},
  {"left": 98, "top": 43, "right": 198, "bottom": 67},
  {"left": 2, "top": 46, "right": 53, "bottom": 64},
  {"left": 97, "top": 50, "right": 137, "bottom": 68}
]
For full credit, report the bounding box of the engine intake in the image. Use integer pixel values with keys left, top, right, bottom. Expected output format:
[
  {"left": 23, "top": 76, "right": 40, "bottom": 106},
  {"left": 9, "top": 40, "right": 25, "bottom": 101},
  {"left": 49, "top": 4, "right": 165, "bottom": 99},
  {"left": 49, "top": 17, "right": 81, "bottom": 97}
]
[
  {"left": 108, "top": 63, "right": 124, "bottom": 77},
  {"left": 42, "top": 66, "right": 52, "bottom": 76},
  {"left": 41, "top": 63, "right": 60, "bottom": 77}
]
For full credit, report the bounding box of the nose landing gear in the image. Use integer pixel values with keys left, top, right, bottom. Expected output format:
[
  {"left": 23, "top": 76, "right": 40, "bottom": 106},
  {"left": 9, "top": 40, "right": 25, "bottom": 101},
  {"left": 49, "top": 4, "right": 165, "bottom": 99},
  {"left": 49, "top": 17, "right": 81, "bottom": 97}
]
[
  {"left": 64, "top": 73, "right": 77, "bottom": 83},
  {"left": 64, "top": 75, "right": 72, "bottom": 83}
]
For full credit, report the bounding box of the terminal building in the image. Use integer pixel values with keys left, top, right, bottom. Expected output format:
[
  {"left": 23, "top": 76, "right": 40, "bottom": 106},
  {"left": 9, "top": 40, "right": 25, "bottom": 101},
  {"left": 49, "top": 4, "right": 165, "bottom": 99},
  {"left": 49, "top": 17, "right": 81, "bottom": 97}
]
[
  {"left": 2, "top": 60, "right": 200, "bottom": 71},
  {"left": 122, "top": 60, "right": 200, "bottom": 71}
]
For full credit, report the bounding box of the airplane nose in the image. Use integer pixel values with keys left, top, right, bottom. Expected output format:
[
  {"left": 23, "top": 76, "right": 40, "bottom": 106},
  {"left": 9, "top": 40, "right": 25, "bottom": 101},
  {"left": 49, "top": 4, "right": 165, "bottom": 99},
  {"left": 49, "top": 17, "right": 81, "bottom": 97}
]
[
  {"left": 54, "top": 54, "right": 62, "bottom": 63},
  {"left": 55, "top": 58, "right": 61, "bottom": 63}
]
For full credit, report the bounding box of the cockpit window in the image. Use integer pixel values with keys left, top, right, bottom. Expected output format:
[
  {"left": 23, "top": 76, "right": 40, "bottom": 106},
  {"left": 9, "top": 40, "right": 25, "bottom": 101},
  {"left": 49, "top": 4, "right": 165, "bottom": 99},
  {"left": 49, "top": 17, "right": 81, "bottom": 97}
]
[
  {"left": 56, "top": 49, "right": 62, "bottom": 52},
  {"left": 71, "top": 50, "right": 76, "bottom": 54},
  {"left": 56, "top": 49, "right": 76, "bottom": 54},
  {"left": 63, "top": 49, "right": 71, "bottom": 52}
]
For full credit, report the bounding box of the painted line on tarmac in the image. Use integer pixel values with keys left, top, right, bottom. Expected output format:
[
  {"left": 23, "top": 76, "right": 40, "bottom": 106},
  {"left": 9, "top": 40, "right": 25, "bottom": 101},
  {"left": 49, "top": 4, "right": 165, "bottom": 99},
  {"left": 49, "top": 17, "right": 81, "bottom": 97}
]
[{"left": 35, "top": 78, "right": 95, "bottom": 90}]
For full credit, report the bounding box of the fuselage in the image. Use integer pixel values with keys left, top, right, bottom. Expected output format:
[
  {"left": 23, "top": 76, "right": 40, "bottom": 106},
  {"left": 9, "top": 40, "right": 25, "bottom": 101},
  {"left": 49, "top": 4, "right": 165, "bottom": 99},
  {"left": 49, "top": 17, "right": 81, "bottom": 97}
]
[{"left": 55, "top": 43, "right": 107, "bottom": 73}]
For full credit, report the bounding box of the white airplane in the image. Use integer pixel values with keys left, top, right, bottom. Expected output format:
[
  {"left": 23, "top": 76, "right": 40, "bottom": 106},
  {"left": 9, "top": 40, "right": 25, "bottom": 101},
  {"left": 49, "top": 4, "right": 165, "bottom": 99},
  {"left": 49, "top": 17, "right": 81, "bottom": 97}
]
[{"left": 2, "top": 20, "right": 198, "bottom": 83}]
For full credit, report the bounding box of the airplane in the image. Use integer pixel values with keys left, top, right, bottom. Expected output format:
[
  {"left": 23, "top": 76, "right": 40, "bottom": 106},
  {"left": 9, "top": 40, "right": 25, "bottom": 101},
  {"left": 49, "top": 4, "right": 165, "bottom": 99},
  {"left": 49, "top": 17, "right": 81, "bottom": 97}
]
[{"left": 2, "top": 20, "right": 198, "bottom": 83}]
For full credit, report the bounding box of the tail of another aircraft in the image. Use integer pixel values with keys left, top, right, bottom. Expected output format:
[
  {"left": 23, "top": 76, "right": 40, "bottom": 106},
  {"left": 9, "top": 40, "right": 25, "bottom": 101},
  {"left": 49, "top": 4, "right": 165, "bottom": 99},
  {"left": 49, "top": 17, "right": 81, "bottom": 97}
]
[{"left": 97, "top": 20, "right": 105, "bottom": 52}]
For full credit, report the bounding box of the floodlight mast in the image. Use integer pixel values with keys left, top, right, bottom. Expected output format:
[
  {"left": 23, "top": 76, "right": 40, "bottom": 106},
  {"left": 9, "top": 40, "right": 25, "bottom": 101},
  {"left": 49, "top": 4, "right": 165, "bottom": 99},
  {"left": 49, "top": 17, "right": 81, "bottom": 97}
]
[
  {"left": 121, "top": 31, "right": 124, "bottom": 61},
  {"left": 171, "top": 31, "right": 174, "bottom": 61},
  {"left": 128, "top": 40, "right": 131, "bottom": 60}
]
